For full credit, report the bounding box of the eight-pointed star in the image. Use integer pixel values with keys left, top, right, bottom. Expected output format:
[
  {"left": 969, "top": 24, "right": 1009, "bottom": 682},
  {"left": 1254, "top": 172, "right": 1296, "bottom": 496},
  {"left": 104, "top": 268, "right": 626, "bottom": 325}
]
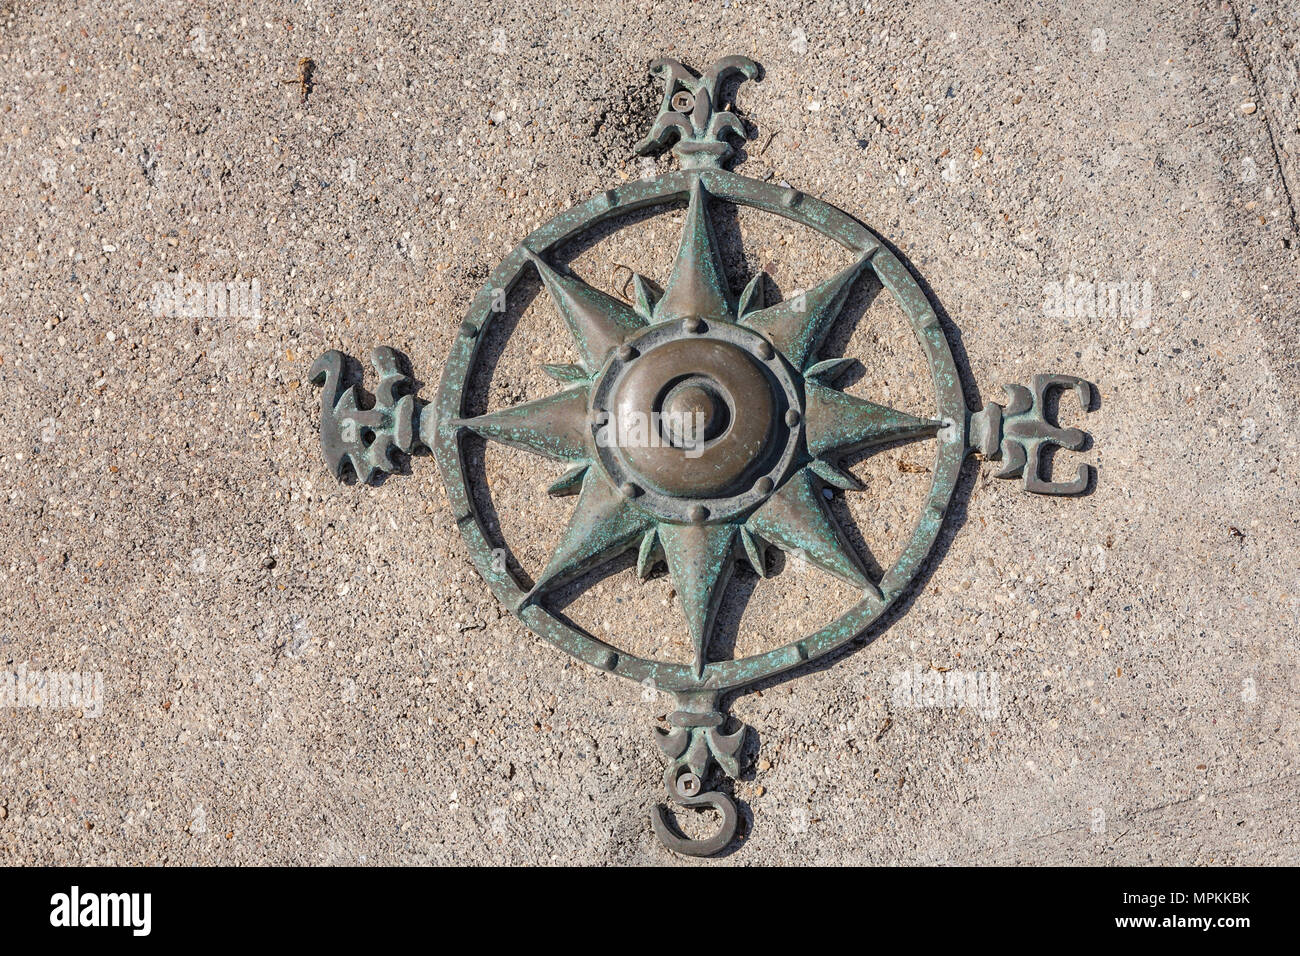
[{"left": 458, "top": 179, "right": 939, "bottom": 677}]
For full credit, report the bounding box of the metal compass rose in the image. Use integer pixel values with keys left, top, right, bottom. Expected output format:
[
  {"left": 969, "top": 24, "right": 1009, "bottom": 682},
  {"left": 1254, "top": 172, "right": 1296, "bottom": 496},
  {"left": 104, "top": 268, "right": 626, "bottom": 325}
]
[{"left": 310, "top": 55, "right": 1095, "bottom": 857}]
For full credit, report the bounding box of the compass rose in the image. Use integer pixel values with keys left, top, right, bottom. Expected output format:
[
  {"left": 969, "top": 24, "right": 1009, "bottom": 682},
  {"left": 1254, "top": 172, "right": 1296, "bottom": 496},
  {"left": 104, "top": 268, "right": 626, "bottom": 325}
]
[
  {"left": 310, "top": 54, "right": 1096, "bottom": 857},
  {"left": 456, "top": 177, "right": 939, "bottom": 680}
]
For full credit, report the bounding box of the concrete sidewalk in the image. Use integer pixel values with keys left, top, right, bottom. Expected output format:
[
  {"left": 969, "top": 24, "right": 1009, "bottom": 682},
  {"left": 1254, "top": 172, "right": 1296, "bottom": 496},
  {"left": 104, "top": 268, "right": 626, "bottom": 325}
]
[{"left": 0, "top": 0, "right": 1296, "bottom": 864}]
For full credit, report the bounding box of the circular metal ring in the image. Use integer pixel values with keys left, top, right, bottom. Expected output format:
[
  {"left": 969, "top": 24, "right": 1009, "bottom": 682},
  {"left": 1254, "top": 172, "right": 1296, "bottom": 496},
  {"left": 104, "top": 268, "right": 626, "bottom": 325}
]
[{"left": 433, "top": 168, "right": 964, "bottom": 694}]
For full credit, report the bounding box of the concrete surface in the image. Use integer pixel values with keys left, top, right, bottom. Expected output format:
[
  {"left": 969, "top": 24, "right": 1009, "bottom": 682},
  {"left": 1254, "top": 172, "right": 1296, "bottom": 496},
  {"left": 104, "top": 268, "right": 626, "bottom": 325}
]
[{"left": 0, "top": 0, "right": 1297, "bottom": 864}]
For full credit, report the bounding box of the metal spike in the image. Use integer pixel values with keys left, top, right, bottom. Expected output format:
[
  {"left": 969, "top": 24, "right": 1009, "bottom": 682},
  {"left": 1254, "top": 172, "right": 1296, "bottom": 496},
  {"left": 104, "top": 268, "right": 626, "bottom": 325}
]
[
  {"left": 525, "top": 249, "right": 647, "bottom": 372},
  {"left": 745, "top": 470, "right": 881, "bottom": 598},
  {"left": 739, "top": 255, "right": 872, "bottom": 369},
  {"left": 630, "top": 273, "right": 663, "bottom": 321},
  {"left": 542, "top": 363, "right": 590, "bottom": 383},
  {"left": 808, "top": 458, "right": 864, "bottom": 491},
  {"left": 546, "top": 462, "right": 589, "bottom": 497},
  {"left": 456, "top": 385, "right": 591, "bottom": 462},
  {"left": 654, "top": 178, "right": 733, "bottom": 324},
  {"left": 737, "top": 271, "right": 768, "bottom": 317},
  {"left": 804, "top": 356, "right": 855, "bottom": 384},
  {"left": 658, "top": 522, "right": 737, "bottom": 678},
  {"left": 737, "top": 526, "right": 768, "bottom": 576},
  {"left": 804, "top": 379, "right": 941, "bottom": 459},
  {"left": 636, "top": 527, "right": 662, "bottom": 579},
  {"left": 526, "top": 470, "right": 656, "bottom": 601}
]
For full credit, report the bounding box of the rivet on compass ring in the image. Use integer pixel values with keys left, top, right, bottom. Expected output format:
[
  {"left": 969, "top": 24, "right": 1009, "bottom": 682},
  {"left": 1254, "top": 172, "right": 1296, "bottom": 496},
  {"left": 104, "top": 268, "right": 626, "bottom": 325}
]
[{"left": 310, "top": 55, "right": 1096, "bottom": 857}]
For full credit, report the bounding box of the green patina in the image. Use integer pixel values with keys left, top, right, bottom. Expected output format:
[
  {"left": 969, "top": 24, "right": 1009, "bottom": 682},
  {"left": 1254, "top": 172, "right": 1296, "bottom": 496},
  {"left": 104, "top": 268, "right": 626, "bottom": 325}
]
[{"left": 309, "top": 55, "right": 1096, "bottom": 857}]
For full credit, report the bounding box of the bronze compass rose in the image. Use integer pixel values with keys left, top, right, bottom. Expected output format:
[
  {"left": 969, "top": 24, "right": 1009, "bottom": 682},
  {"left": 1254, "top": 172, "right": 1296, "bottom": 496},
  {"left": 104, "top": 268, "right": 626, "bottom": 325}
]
[{"left": 311, "top": 55, "right": 1095, "bottom": 856}]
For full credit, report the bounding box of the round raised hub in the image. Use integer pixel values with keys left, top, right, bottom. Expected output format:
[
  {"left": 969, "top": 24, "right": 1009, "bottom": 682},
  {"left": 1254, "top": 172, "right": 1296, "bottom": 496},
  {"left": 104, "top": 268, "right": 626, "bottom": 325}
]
[
  {"left": 590, "top": 320, "right": 802, "bottom": 523},
  {"left": 614, "top": 338, "right": 773, "bottom": 497},
  {"left": 660, "top": 381, "right": 727, "bottom": 445}
]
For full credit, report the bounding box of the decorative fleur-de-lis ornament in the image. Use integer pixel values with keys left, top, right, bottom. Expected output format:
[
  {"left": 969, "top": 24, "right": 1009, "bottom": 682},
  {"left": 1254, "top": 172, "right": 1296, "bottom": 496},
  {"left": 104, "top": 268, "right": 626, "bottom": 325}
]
[{"left": 311, "top": 56, "right": 1096, "bottom": 857}]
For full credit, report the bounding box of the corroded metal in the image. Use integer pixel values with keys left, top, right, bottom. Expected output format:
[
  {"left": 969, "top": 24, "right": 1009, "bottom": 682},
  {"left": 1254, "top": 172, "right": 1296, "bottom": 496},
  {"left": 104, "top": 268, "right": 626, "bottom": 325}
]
[
  {"left": 309, "top": 55, "right": 1096, "bottom": 858},
  {"left": 968, "top": 374, "right": 1094, "bottom": 495},
  {"left": 635, "top": 56, "right": 761, "bottom": 170},
  {"left": 651, "top": 692, "right": 744, "bottom": 856},
  {"left": 310, "top": 347, "right": 417, "bottom": 482}
]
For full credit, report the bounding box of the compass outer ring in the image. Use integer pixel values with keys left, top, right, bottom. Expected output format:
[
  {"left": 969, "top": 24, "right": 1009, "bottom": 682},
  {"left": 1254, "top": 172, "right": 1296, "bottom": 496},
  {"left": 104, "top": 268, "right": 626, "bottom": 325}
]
[{"left": 433, "top": 168, "right": 965, "bottom": 695}]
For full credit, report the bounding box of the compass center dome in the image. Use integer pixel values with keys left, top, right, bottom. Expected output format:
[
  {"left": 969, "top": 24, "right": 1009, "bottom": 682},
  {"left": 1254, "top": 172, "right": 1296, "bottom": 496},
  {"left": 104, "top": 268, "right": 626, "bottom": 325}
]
[
  {"left": 661, "top": 379, "right": 729, "bottom": 446},
  {"left": 607, "top": 336, "right": 780, "bottom": 498}
]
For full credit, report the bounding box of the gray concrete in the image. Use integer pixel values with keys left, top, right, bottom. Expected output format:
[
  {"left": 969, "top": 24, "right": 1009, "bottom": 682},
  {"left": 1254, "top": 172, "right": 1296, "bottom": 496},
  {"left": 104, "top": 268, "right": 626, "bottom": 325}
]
[{"left": 0, "top": 0, "right": 1296, "bottom": 864}]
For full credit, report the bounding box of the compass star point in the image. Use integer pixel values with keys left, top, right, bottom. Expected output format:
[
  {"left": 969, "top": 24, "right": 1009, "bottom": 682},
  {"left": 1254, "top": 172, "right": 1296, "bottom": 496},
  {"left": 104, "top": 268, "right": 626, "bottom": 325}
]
[
  {"left": 654, "top": 177, "right": 734, "bottom": 324},
  {"left": 657, "top": 521, "right": 737, "bottom": 678},
  {"left": 456, "top": 383, "right": 592, "bottom": 462},
  {"left": 545, "top": 461, "right": 589, "bottom": 497},
  {"left": 745, "top": 469, "right": 881, "bottom": 599},
  {"left": 636, "top": 527, "right": 662, "bottom": 580},
  {"left": 527, "top": 469, "right": 656, "bottom": 600},
  {"left": 526, "top": 248, "right": 647, "bottom": 372},
  {"left": 737, "top": 525, "right": 768, "bottom": 577},
  {"left": 737, "top": 270, "right": 768, "bottom": 318},
  {"left": 740, "top": 254, "right": 873, "bottom": 370},
  {"left": 803, "top": 378, "right": 941, "bottom": 460},
  {"left": 629, "top": 273, "right": 663, "bottom": 322},
  {"left": 808, "top": 458, "right": 864, "bottom": 491}
]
